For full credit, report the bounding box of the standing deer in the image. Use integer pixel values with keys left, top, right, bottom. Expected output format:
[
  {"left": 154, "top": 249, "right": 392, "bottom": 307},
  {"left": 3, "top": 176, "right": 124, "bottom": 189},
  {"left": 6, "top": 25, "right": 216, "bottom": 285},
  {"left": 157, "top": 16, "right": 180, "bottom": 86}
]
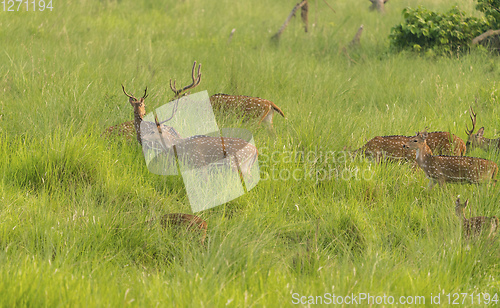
[
  {"left": 356, "top": 131, "right": 466, "bottom": 163},
  {"left": 403, "top": 131, "right": 497, "bottom": 189},
  {"left": 465, "top": 107, "right": 500, "bottom": 152},
  {"left": 455, "top": 198, "right": 498, "bottom": 240},
  {"left": 210, "top": 94, "right": 286, "bottom": 126}
]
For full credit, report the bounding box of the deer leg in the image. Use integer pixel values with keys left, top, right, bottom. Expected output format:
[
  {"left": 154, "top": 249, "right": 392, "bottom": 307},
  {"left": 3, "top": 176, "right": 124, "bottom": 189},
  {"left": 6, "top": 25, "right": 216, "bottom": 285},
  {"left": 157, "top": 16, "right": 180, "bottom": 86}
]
[
  {"left": 427, "top": 179, "right": 437, "bottom": 190},
  {"left": 437, "top": 178, "right": 446, "bottom": 187},
  {"left": 375, "top": 151, "right": 382, "bottom": 164},
  {"left": 258, "top": 106, "right": 273, "bottom": 125}
]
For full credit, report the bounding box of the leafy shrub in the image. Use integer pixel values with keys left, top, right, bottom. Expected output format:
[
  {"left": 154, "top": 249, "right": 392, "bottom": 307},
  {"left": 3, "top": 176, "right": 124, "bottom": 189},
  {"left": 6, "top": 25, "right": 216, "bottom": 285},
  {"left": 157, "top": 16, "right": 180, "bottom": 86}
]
[
  {"left": 389, "top": 6, "right": 489, "bottom": 54},
  {"left": 476, "top": 0, "right": 500, "bottom": 29},
  {"left": 390, "top": 0, "right": 500, "bottom": 54}
]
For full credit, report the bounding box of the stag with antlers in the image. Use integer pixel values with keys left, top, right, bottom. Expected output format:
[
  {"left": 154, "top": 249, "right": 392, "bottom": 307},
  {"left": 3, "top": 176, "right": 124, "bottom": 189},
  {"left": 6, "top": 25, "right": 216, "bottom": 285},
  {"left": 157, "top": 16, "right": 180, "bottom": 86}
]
[
  {"left": 465, "top": 107, "right": 500, "bottom": 152},
  {"left": 404, "top": 131, "right": 497, "bottom": 189}
]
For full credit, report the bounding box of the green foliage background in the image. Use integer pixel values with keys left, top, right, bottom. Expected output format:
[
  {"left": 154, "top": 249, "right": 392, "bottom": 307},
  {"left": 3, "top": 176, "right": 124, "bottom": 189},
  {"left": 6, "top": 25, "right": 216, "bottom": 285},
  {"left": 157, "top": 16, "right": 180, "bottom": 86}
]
[
  {"left": 389, "top": 0, "right": 499, "bottom": 53},
  {"left": 0, "top": 0, "right": 499, "bottom": 306}
]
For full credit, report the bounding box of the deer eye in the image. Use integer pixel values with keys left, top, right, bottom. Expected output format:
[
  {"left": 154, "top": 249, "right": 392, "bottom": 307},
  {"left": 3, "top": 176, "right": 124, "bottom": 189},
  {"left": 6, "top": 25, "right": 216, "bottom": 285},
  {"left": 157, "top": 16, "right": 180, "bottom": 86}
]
[{"left": 413, "top": 140, "right": 417, "bottom": 142}]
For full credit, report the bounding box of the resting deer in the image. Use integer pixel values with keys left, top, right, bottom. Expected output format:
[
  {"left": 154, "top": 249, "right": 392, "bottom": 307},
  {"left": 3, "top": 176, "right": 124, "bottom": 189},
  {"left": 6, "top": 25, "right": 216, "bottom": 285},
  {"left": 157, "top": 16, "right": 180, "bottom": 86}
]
[
  {"left": 455, "top": 198, "right": 498, "bottom": 240},
  {"left": 210, "top": 94, "right": 286, "bottom": 126},
  {"left": 101, "top": 86, "right": 148, "bottom": 144},
  {"left": 145, "top": 115, "right": 258, "bottom": 179},
  {"left": 136, "top": 62, "right": 258, "bottom": 178},
  {"left": 403, "top": 131, "right": 498, "bottom": 189},
  {"left": 160, "top": 213, "right": 208, "bottom": 246},
  {"left": 101, "top": 61, "right": 202, "bottom": 143},
  {"left": 356, "top": 131, "right": 466, "bottom": 163},
  {"left": 465, "top": 107, "right": 500, "bottom": 152}
]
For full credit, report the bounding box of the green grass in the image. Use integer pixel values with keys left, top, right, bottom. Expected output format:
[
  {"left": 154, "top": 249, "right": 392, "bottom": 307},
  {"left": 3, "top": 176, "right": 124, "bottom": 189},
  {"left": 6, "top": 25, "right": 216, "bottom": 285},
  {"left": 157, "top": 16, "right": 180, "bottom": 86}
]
[{"left": 1, "top": 0, "right": 500, "bottom": 306}]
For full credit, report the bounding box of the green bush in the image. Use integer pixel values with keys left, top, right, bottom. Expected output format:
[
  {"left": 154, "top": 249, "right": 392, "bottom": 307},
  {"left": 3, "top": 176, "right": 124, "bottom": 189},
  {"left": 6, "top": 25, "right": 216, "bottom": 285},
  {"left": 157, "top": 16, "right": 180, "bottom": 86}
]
[
  {"left": 476, "top": 0, "right": 500, "bottom": 29},
  {"left": 389, "top": 7, "right": 488, "bottom": 54},
  {"left": 390, "top": 0, "right": 500, "bottom": 54}
]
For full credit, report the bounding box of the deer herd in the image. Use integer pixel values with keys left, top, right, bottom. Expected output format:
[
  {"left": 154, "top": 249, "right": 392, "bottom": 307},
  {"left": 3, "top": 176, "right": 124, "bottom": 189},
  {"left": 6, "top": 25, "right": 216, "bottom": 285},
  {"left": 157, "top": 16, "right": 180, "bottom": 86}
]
[{"left": 103, "top": 61, "right": 498, "bottom": 244}]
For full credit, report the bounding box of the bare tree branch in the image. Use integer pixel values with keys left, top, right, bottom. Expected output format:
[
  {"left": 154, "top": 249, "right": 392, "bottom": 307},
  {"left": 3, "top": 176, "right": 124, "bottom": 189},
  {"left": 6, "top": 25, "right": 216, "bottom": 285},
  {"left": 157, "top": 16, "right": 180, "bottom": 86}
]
[
  {"left": 472, "top": 29, "right": 500, "bottom": 45},
  {"left": 272, "top": 0, "right": 308, "bottom": 40}
]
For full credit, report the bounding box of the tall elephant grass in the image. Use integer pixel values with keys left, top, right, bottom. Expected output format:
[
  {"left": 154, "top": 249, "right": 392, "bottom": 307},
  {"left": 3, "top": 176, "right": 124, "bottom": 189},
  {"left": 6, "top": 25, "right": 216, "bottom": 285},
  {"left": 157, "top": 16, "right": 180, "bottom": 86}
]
[{"left": 1, "top": 0, "right": 499, "bottom": 306}]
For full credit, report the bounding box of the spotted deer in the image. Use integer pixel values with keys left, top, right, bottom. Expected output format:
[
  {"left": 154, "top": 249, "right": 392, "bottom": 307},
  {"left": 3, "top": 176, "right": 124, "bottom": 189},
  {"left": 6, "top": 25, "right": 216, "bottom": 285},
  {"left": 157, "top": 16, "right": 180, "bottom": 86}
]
[
  {"left": 465, "top": 107, "right": 500, "bottom": 152},
  {"left": 140, "top": 62, "right": 258, "bottom": 178},
  {"left": 356, "top": 131, "right": 466, "bottom": 163},
  {"left": 146, "top": 114, "right": 258, "bottom": 179},
  {"left": 455, "top": 198, "right": 498, "bottom": 240},
  {"left": 101, "top": 61, "right": 201, "bottom": 143},
  {"left": 403, "top": 131, "right": 498, "bottom": 189},
  {"left": 101, "top": 86, "right": 148, "bottom": 144},
  {"left": 210, "top": 94, "right": 286, "bottom": 126},
  {"left": 160, "top": 213, "right": 208, "bottom": 245},
  {"left": 168, "top": 61, "right": 285, "bottom": 126}
]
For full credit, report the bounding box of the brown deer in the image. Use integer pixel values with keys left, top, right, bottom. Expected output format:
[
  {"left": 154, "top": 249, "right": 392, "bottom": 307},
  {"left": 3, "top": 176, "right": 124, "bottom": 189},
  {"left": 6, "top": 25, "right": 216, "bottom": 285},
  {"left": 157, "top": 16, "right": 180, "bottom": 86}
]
[
  {"left": 403, "top": 131, "right": 498, "bottom": 189},
  {"left": 101, "top": 86, "right": 148, "bottom": 144},
  {"left": 136, "top": 62, "right": 258, "bottom": 179},
  {"left": 101, "top": 61, "right": 202, "bottom": 143},
  {"left": 160, "top": 213, "right": 208, "bottom": 246},
  {"left": 168, "top": 61, "right": 285, "bottom": 127},
  {"left": 465, "top": 107, "right": 500, "bottom": 152},
  {"left": 210, "top": 94, "right": 286, "bottom": 126},
  {"left": 356, "top": 131, "right": 466, "bottom": 163},
  {"left": 455, "top": 198, "right": 498, "bottom": 240},
  {"left": 145, "top": 114, "right": 258, "bottom": 179}
]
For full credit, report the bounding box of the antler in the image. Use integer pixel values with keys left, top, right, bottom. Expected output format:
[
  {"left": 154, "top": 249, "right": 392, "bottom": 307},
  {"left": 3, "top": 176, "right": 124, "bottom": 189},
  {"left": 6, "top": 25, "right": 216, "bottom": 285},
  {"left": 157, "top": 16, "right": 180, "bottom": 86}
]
[
  {"left": 170, "top": 61, "right": 202, "bottom": 98},
  {"left": 122, "top": 84, "right": 134, "bottom": 99},
  {"left": 465, "top": 107, "right": 477, "bottom": 136},
  {"left": 122, "top": 84, "right": 148, "bottom": 100}
]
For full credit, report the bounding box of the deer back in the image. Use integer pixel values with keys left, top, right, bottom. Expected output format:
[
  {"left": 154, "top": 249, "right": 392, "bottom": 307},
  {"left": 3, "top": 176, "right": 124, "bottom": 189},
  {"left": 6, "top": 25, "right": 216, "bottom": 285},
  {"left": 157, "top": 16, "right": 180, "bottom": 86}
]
[
  {"left": 426, "top": 155, "right": 498, "bottom": 184},
  {"left": 426, "top": 131, "right": 466, "bottom": 156},
  {"left": 357, "top": 135, "right": 414, "bottom": 161},
  {"left": 175, "top": 135, "right": 258, "bottom": 176},
  {"left": 463, "top": 216, "right": 499, "bottom": 239},
  {"left": 210, "top": 94, "right": 285, "bottom": 124}
]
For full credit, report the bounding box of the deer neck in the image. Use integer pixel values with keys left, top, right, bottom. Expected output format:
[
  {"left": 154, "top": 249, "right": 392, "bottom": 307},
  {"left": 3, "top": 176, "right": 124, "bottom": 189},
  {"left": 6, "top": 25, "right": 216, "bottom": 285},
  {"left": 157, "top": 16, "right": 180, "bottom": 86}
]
[
  {"left": 415, "top": 142, "right": 433, "bottom": 167},
  {"left": 133, "top": 106, "right": 145, "bottom": 145}
]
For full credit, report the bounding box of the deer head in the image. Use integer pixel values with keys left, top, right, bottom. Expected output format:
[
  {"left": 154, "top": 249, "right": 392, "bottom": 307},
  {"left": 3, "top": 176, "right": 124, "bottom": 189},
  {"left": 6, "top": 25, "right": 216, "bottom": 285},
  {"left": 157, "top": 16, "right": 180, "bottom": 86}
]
[
  {"left": 465, "top": 107, "right": 499, "bottom": 152},
  {"left": 122, "top": 85, "right": 148, "bottom": 119},
  {"left": 455, "top": 197, "right": 470, "bottom": 219},
  {"left": 121, "top": 85, "right": 149, "bottom": 145},
  {"left": 465, "top": 107, "right": 481, "bottom": 149}
]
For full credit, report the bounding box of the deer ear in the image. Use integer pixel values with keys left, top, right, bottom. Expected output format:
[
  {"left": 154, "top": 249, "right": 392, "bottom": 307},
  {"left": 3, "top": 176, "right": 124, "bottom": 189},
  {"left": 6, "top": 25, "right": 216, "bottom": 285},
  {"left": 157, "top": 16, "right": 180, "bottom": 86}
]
[
  {"left": 478, "top": 127, "right": 485, "bottom": 137},
  {"left": 420, "top": 131, "right": 428, "bottom": 140},
  {"left": 464, "top": 199, "right": 469, "bottom": 208},
  {"left": 455, "top": 197, "right": 461, "bottom": 206}
]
